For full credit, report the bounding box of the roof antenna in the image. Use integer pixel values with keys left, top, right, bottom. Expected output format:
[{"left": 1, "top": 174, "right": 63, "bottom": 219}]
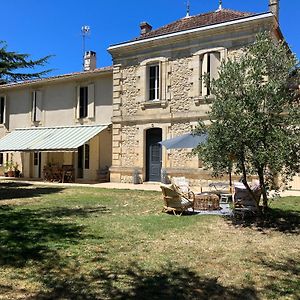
[
  {"left": 81, "top": 25, "right": 90, "bottom": 70},
  {"left": 185, "top": 0, "right": 191, "bottom": 18}
]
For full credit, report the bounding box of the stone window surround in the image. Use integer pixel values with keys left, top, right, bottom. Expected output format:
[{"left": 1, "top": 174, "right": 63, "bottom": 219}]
[
  {"left": 139, "top": 57, "right": 169, "bottom": 110},
  {"left": 189, "top": 47, "right": 227, "bottom": 105}
]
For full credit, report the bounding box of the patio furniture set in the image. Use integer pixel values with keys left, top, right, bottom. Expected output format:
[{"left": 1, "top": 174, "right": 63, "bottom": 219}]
[
  {"left": 160, "top": 177, "right": 261, "bottom": 217},
  {"left": 43, "top": 165, "right": 75, "bottom": 183}
]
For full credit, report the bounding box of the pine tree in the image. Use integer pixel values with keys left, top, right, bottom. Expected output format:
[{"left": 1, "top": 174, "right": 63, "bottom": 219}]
[{"left": 0, "top": 41, "right": 51, "bottom": 84}]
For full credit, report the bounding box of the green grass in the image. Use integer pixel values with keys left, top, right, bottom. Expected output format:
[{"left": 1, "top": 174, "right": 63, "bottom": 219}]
[{"left": 0, "top": 181, "right": 299, "bottom": 299}]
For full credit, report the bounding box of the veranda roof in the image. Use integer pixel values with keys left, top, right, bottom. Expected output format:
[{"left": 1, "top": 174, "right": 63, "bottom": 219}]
[{"left": 0, "top": 124, "right": 109, "bottom": 152}]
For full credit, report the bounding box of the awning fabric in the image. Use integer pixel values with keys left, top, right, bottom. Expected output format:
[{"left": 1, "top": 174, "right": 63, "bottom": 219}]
[{"left": 0, "top": 124, "right": 109, "bottom": 152}]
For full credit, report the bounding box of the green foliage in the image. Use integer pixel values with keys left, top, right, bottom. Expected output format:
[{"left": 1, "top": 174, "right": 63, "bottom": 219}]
[
  {"left": 195, "top": 32, "right": 300, "bottom": 207},
  {"left": 0, "top": 41, "right": 51, "bottom": 84}
]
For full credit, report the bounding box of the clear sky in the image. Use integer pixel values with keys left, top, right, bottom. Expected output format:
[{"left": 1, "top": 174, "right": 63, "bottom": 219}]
[{"left": 1, "top": 0, "right": 299, "bottom": 77}]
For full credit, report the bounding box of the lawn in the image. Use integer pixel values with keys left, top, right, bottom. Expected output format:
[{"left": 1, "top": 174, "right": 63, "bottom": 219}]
[{"left": 0, "top": 181, "right": 299, "bottom": 300}]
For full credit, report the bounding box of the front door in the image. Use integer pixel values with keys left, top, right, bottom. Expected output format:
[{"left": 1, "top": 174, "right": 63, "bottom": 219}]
[
  {"left": 33, "top": 152, "right": 41, "bottom": 178},
  {"left": 146, "top": 128, "right": 162, "bottom": 182}
]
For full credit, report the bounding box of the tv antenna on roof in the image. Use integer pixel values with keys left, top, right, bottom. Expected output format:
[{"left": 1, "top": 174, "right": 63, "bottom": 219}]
[{"left": 81, "top": 25, "right": 90, "bottom": 69}]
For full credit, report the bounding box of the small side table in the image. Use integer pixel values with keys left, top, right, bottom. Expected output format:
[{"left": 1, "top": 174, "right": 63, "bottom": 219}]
[
  {"left": 194, "top": 193, "right": 220, "bottom": 210},
  {"left": 220, "top": 193, "right": 232, "bottom": 203}
]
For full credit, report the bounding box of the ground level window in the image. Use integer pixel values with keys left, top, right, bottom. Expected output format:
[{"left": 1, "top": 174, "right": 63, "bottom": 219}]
[
  {"left": 84, "top": 144, "right": 90, "bottom": 169},
  {"left": 0, "top": 153, "right": 3, "bottom": 165}
]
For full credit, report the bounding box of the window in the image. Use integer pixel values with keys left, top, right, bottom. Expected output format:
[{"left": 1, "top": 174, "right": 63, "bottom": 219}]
[
  {"left": 0, "top": 96, "right": 5, "bottom": 124},
  {"left": 0, "top": 153, "right": 3, "bottom": 166},
  {"left": 84, "top": 144, "right": 90, "bottom": 169},
  {"left": 32, "top": 91, "right": 42, "bottom": 122},
  {"left": 77, "top": 84, "right": 95, "bottom": 119},
  {"left": 149, "top": 65, "right": 160, "bottom": 101},
  {"left": 201, "top": 52, "right": 221, "bottom": 97},
  {"left": 78, "top": 144, "right": 90, "bottom": 170},
  {"left": 79, "top": 86, "right": 88, "bottom": 118}
]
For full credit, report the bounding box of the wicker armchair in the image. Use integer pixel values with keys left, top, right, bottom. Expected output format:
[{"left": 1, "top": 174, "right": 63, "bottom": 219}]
[
  {"left": 160, "top": 183, "right": 195, "bottom": 215},
  {"left": 233, "top": 182, "right": 262, "bottom": 218}
]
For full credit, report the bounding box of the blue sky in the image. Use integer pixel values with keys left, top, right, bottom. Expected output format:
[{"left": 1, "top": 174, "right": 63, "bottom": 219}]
[{"left": 1, "top": 0, "right": 299, "bottom": 76}]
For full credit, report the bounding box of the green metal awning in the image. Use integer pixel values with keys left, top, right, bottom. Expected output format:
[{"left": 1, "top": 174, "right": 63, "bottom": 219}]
[{"left": 0, "top": 124, "right": 109, "bottom": 152}]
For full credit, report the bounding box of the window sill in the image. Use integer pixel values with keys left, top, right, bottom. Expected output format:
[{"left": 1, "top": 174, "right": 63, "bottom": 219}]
[
  {"left": 141, "top": 100, "right": 168, "bottom": 110},
  {"left": 194, "top": 95, "right": 215, "bottom": 106}
]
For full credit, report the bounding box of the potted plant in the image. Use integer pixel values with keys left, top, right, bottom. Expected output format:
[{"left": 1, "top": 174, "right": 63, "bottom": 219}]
[
  {"left": 14, "top": 163, "right": 20, "bottom": 178},
  {"left": 5, "top": 160, "right": 15, "bottom": 177},
  {"left": 132, "top": 168, "right": 141, "bottom": 184}
]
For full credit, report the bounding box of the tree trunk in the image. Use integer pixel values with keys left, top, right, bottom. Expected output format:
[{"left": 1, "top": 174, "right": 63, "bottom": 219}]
[
  {"left": 258, "top": 167, "right": 268, "bottom": 211},
  {"left": 240, "top": 155, "right": 260, "bottom": 212}
]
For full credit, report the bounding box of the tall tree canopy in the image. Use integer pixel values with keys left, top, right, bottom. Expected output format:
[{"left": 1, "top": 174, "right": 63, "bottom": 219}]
[
  {"left": 0, "top": 41, "right": 51, "bottom": 84},
  {"left": 195, "top": 33, "right": 300, "bottom": 210}
]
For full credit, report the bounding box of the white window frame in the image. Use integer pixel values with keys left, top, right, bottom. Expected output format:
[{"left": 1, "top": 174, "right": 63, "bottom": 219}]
[
  {"left": 76, "top": 84, "right": 95, "bottom": 119},
  {"left": 148, "top": 64, "right": 160, "bottom": 101},
  {"left": 32, "top": 91, "right": 42, "bottom": 123},
  {"left": 0, "top": 95, "right": 6, "bottom": 125}
]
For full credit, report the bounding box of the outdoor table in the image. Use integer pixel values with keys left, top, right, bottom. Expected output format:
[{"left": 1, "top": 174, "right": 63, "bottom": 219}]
[{"left": 194, "top": 193, "right": 220, "bottom": 210}]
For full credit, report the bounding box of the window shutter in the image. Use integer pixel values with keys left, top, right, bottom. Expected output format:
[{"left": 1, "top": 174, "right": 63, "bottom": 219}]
[
  {"left": 35, "top": 91, "right": 42, "bottom": 122},
  {"left": 87, "top": 84, "right": 95, "bottom": 118},
  {"left": 76, "top": 86, "right": 80, "bottom": 119},
  {"left": 210, "top": 52, "right": 221, "bottom": 81},
  {"left": 201, "top": 54, "right": 208, "bottom": 96}
]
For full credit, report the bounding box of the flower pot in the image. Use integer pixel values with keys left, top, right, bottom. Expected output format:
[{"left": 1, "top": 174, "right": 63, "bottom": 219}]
[{"left": 7, "top": 170, "right": 15, "bottom": 177}]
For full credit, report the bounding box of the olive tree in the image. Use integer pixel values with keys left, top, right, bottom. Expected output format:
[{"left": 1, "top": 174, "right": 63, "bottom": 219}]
[{"left": 195, "top": 33, "right": 300, "bottom": 210}]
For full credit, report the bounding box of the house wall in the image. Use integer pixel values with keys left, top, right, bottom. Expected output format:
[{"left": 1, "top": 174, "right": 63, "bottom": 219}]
[
  {"left": 109, "top": 17, "right": 276, "bottom": 186},
  {"left": 0, "top": 71, "right": 113, "bottom": 181}
]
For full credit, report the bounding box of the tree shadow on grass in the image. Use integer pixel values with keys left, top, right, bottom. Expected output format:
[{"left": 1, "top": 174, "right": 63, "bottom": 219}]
[
  {"left": 29, "top": 263, "right": 259, "bottom": 300},
  {"left": 257, "top": 257, "right": 300, "bottom": 299},
  {"left": 229, "top": 208, "right": 300, "bottom": 234},
  {"left": 0, "top": 204, "right": 109, "bottom": 268},
  {"left": 0, "top": 181, "right": 64, "bottom": 201}
]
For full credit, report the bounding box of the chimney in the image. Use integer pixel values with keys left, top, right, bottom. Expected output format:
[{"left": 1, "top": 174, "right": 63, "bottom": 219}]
[
  {"left": 140, "top": 22, "right": 152, "bottom": 35},
  {"left": 84, "top": 51, "right": 96, "bottom": 71},
  {"left": 269, "top": 0, "right": 279, "bottom": 21}
]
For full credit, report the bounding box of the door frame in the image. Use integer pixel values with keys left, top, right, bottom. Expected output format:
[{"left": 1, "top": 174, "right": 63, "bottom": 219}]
[{"left": 145, "top": 127, "right": 162, "bottom": 182}]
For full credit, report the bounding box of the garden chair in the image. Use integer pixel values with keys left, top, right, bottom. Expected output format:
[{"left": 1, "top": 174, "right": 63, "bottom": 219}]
[
  {"left": 160, "top": 183, "right": 195, "bottom": 216},
  {"left": 233, "top": 181, "right": 262, "bottom": 218},
  {"left": 172, "top": 176, "right": 202, "bottom": 194}
]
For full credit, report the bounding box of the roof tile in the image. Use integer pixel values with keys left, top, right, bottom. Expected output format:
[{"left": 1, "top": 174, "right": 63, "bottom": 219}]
[{"left": 135, "top": 9, "right": 254, "bottom": 41}]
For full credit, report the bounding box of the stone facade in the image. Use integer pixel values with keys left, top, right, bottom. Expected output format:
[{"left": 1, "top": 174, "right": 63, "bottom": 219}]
[{"left": 108, "top": 12, "right": 278, "bottom": 186}]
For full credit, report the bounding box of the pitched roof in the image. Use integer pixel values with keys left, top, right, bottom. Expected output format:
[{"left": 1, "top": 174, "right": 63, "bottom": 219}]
[
  {"left": 0, "top": 66, "right": 113, "bottom": 90},
  {"left": 136, "top": 9, "right": 254, "bottom": 41}
]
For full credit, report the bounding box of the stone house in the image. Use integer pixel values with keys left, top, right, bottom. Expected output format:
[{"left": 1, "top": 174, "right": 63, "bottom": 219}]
[
  {"left": 107, "top": 1, "right": 284, "bottom": 186},
  {"left": 0, "top": 0, "right": 299, "bottom": 189},
  {"left": 0, "top": 54, "right": 113, "bottom": 181}
]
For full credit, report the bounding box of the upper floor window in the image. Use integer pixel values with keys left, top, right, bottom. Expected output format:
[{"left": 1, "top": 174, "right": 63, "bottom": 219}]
[
  {"left": 0, "top": 96, "right": 5, "bottom": 124},
  {"left": 76, "top": 84, "right": 95, "bottom": 119},
  {"left": 201, "top": 52, "right": 221, "bottom": 97},
  {"left": 79, "top": 86, "right": 88, "bottom": 118},
  {"left": 149, "top": 64, "right": 160, "bottom": 101},
  {"left": 32, "top": 91, "right": 42, "bottom": 122}
]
